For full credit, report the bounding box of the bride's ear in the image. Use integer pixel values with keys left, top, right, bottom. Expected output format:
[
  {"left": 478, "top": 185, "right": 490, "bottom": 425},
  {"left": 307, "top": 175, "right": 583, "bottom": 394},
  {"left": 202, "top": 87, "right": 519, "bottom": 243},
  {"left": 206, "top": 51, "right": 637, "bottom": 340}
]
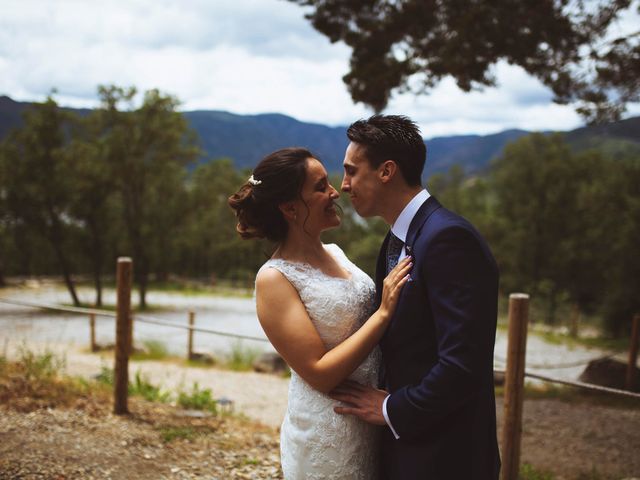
[{"left": 279, "top": 201, "right": 297, "bottom": 222}]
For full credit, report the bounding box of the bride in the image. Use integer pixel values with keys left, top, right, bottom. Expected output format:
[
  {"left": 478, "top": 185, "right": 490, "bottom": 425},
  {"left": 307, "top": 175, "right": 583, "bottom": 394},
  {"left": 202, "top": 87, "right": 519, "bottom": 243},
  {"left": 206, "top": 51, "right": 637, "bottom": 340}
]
[{"left": 228, "top": 147, "right": 411, "bottom": 479}]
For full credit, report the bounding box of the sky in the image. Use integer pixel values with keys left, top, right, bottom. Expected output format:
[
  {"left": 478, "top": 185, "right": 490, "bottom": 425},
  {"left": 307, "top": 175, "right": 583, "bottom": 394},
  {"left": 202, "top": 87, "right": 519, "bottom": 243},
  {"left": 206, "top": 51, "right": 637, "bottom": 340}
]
[{"left": 1, "top": 0, "right": 638, "bottom": 138}]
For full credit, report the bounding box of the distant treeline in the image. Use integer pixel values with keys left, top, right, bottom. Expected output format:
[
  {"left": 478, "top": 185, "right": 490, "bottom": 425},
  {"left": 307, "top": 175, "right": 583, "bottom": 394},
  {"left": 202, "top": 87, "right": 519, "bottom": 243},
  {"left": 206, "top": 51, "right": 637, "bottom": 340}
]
[{"left": 0, "top": 86, "right": 638, "bottom": 336}]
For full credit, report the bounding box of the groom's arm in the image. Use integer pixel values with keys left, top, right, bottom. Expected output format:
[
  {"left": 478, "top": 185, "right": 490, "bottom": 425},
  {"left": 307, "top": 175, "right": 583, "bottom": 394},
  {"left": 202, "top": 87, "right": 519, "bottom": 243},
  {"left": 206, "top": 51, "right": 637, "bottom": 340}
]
[{"left": 385, "top": 225, "right": 498, "bottom": 440}]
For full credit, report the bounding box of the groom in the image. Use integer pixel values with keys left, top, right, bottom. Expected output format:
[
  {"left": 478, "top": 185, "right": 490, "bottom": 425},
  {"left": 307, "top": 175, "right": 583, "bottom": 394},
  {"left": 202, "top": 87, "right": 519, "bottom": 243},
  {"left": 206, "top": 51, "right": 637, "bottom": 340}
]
[{"left": 331, "top": 115, "right": 501, "bottom": 479}]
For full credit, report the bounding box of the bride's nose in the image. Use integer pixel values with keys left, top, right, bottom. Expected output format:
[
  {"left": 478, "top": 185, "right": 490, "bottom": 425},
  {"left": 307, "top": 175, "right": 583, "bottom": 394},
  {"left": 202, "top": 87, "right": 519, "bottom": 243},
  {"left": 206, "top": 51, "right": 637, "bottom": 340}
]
[{"left": 329, "top": 186, "right": 339, "bottom": 199}]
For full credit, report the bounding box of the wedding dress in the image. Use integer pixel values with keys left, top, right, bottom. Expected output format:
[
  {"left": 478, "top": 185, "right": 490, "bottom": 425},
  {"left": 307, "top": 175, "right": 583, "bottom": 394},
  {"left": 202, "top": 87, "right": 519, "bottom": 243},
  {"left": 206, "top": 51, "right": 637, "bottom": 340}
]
[{"left": 258, "top": 243, "right": 380, "bottom": 479}]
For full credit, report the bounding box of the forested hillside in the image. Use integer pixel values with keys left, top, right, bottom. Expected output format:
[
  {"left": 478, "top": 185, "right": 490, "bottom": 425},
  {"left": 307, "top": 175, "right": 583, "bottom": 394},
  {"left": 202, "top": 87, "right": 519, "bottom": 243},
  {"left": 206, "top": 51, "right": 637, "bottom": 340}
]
[{"left": 3, "top": 95, "right": 638, "bottom": 177}]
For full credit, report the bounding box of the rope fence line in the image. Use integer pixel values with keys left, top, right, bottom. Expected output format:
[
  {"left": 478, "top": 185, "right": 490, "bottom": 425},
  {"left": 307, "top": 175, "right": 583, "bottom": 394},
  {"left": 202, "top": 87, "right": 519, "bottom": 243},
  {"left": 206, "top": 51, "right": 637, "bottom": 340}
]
[
  {"left": 493, "top": 369, "right": 640, "bottom": 400},
  {"left": 0, "top": 297, "right": 117, "bottom": 318},
  {"left": 133, "top": 314, "right": 269, "bottom": 343},
  {"left": 2, "top": 295, "right": 638, "bottom": 399},
  {"left": 0, "top": 297, "right": 270, "bottom": 343},
  {"left": 1, "top": 298, "right": 615, "bottom": 369},
  {"left": 493, "top": 353, "right": 618, "bottom": 370}
]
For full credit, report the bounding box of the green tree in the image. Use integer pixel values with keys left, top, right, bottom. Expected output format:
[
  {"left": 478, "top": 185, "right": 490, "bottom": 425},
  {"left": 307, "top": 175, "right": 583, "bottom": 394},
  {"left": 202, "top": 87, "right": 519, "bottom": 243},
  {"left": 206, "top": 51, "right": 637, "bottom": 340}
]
[
  {"left": 184, "top": 159, "right": 269, "bottom": 283},
  {"left": 0, "top": 160, "right": 7, "bottom": 287},
  {"left": 290, "top": 0, "right": 640, "bottom": 123},
  {"left": 591, "top": 154, "right": 640, "bottom": 335},
  {"left": 490, "top": 133, "right": 597, "bottom": 322},
  {"left": 0, "top": 96, "right": 81, "bottom": 305},
  {"left": 64, "top": 112, "right": 119, "bottom": 306},
  {"left": 97, "top": 86, "right": 200, "bottom": 308},
  {"left": 428, "top": 167, "right": 498, "bottom": 250}
]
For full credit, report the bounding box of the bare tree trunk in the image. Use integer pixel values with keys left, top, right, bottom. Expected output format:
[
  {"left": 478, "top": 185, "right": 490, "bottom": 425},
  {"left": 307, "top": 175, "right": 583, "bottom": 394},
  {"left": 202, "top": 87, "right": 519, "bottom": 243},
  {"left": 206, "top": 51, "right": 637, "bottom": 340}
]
[
  {"left": 88, "top": 218, "right": 104, "bottom": 307},
  {"left": 546, "top": 290, "right": 558, "bottom": 325},
  {"left": 569, "top": 303, "right": 580, "bottom": 338},
  {"left": 94, "top": 266, "right": 103, "bottom": 307},
  {"left": 54, "top": 244, "right": 80, "bottom": 306},
  {"left": 134, "top": 248, "right": 148, "bottom": 310},
  {"left": 48, "top": 221, "right": 80, "bottom": 306}
]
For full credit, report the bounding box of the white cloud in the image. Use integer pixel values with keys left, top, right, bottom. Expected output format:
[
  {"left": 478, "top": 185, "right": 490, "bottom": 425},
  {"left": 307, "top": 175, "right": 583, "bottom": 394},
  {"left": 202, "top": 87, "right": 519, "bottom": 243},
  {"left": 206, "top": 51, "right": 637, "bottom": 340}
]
[{"left": 0, "top": 0, "right": 637, "bottom": 136}]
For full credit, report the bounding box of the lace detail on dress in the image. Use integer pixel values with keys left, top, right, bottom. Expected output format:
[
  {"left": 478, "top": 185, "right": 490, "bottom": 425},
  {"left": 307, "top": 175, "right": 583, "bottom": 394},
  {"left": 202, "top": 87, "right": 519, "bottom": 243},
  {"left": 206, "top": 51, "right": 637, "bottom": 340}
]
[{"left": 258, "top": 243, "right": 380, "bottom": 479}]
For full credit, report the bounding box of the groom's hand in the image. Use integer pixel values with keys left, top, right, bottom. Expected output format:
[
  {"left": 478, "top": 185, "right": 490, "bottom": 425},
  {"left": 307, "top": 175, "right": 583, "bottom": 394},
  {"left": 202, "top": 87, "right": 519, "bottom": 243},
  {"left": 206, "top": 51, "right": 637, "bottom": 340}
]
[{"left": 329, "top": 380, "right": 387, "bottom": 425}]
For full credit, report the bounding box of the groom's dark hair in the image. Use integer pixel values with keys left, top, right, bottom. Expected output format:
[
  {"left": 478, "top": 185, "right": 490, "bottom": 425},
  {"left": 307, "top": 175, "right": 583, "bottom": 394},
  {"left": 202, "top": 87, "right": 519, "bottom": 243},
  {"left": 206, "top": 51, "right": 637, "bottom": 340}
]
[{"left": 347, "top": 114, "right": 425, "bottom": 186}]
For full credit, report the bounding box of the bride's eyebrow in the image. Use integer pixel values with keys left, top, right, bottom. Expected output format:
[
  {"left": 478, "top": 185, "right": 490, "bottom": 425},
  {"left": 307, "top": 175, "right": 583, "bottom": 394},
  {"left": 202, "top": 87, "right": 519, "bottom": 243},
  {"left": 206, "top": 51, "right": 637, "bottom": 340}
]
[{"left": 314, "top": 176, "right": 328, "bottom": 187}]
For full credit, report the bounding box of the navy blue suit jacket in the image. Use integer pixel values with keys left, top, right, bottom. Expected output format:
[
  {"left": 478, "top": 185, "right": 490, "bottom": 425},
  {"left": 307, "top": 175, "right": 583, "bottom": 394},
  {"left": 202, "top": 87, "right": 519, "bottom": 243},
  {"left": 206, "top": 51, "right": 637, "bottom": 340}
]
[{"left": 376, "top": 196, "right": 501, "bottom": 480}]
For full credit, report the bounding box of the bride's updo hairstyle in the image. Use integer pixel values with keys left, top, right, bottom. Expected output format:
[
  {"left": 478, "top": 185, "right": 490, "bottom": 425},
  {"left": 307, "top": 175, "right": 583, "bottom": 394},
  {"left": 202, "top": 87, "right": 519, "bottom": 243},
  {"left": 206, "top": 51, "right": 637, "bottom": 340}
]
[{"left": 228, "top": 147, "right": 313, "bottom": 243}]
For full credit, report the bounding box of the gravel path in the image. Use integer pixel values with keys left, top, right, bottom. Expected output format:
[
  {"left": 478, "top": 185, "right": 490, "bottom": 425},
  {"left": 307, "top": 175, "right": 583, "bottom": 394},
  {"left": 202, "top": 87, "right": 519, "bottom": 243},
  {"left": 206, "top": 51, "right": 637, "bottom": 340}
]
[{"left": 1, "top": 340, "right": 640, "bottom": 479}]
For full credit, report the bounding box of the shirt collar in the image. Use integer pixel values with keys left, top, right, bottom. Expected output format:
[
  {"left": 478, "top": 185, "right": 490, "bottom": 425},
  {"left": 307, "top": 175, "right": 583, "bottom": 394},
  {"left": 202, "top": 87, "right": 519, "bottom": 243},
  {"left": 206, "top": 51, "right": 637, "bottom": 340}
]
[{"left": 391, "top": 189, "right": 430, "bottom": 242}]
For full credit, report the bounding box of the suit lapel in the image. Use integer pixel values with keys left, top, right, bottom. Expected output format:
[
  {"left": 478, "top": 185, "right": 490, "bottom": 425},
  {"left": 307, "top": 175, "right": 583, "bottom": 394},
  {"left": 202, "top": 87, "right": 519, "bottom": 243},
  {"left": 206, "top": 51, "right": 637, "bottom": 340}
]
[
  {"left": 405, "top": 196, "right": 442, "bottom": 255},
  {"left": 374, "top": 196, "right": 441, "bottom": 308},
  {"left": 374, "top": 231, "right": 391, "bottom": 308}
]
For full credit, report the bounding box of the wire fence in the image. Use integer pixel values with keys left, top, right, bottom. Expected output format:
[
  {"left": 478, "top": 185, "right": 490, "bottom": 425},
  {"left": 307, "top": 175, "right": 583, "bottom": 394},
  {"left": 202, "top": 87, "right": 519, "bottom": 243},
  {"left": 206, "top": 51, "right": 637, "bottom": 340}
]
[
  {"left": 1, "top": 296, "right": 638, "bottom": 400},
  {"left": 0, "top": 297, "right": 270, "bottom": 343},
  {"left": 493, "top": 353, "right": 618, "bottom": 370}
]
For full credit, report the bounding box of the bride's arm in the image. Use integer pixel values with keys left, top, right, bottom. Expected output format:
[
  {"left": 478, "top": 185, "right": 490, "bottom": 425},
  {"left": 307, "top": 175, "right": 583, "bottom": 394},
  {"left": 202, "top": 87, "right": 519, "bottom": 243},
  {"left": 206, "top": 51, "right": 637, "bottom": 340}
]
[{"left": 255, "top": 257, "right": 411, "bottom": 394}]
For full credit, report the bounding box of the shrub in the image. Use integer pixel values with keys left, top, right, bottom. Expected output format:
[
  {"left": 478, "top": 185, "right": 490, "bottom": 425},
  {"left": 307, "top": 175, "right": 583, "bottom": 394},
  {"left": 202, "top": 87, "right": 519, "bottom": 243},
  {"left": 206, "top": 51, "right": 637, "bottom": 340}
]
[{"left": 177, "top": 382, "right": 217, "bottom": 413}]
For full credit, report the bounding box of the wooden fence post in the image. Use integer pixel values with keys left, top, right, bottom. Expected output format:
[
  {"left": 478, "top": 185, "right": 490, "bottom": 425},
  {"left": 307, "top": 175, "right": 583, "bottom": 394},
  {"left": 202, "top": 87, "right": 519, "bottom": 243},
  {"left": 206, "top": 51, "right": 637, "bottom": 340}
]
[
  {"left": 89, "top": 313, "right": 97, "bottom": 352},
  {"left": 128, "top": 311, "right": 134, "bottom": 356},
  {"left": 114, "top": 257, "right": 132, "bottom": 415},
  {"left": 501, "top": 293, "right": 530, "bottom": 480},
  {"left": 626, "top": 314, "right": 640, "bottom": 391},
  {"left": 187, "top": 311, "right": 195, "bottom": 360}
]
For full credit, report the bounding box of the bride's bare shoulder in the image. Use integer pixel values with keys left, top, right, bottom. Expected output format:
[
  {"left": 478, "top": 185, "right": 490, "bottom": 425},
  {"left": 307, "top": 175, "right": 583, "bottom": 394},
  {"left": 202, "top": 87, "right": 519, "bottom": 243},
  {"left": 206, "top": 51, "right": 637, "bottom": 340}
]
[{"left": 255, "top": 265, "right": 297, "bottom": 297}]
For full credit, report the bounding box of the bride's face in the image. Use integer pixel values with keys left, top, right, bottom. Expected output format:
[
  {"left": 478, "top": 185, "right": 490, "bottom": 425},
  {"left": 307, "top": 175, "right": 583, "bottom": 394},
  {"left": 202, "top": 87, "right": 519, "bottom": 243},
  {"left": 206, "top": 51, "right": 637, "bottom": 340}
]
[{"left": 295, "top": 158, "right": 341, "bottom": 233}]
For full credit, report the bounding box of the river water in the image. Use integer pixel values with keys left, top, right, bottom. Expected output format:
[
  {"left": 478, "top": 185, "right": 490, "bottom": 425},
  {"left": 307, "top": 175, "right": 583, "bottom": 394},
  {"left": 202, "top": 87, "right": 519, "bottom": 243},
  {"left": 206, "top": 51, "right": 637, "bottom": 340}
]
[
  {"left": 0, "top": 284, "right": 615, "bottom": 382},
  {"left": 0, "top": 285, "right": 274, "bottom": 357}
]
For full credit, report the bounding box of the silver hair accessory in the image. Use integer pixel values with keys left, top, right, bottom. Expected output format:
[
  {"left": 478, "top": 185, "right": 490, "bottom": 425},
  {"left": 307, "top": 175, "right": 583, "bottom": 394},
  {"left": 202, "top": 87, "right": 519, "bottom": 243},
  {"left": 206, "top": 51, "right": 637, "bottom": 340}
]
[{"left": 248, "top": 175, "right": 262, "bottom": 186}]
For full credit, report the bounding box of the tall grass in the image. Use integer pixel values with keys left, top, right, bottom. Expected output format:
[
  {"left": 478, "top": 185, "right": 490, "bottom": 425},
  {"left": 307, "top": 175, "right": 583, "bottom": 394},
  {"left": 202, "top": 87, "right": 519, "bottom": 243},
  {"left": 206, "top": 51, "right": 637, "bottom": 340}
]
[
  {"left": 1, "top": 347, "right": 90, "bottom": 408},
  {"left": 96, "top": 366, "right": 217, "bottom": 412},
  {"left": 129, "top": 371, "right": 171, "bottom": 403},
  {"left": 224, "top": 340, "right": 260, "bottom": 371},
  {"left": 520, "top": 463, "right": 555, "bottom": 480},
  {"left": 17, "top": 345, "right": 66, "bottom": 381},
  {"left": 176, "top": 382, "right": 218, "bottom": 413},
  {"left": 132, "top": 340, "right": 170, "bottom": 361}
]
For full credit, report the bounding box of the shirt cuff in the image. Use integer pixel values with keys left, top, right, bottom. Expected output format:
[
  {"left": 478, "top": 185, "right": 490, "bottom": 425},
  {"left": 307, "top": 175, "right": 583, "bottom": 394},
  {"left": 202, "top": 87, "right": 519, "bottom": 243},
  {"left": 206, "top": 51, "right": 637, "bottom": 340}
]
[{"left": 382, "top": 394, "right": 400, "bottom": 439}]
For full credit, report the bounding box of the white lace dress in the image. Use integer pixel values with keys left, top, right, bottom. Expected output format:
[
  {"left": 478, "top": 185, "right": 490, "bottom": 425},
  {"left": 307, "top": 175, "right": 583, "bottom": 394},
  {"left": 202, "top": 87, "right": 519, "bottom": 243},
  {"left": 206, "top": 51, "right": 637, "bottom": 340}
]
[{"left": 258, "top": 243, "right": 381, "bottom": 480}]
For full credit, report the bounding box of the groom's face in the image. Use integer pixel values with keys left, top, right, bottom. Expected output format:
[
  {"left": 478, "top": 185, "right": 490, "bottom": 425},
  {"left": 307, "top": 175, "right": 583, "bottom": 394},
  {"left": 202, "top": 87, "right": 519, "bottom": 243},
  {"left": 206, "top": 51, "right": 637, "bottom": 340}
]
[{"left": 341, "top": 142, "right": 381, "bottom": 218}]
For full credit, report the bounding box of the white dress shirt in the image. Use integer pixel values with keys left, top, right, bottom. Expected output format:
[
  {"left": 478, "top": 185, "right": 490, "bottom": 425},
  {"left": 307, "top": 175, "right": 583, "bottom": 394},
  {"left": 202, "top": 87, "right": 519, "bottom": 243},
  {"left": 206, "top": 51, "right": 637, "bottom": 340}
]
[{"left": 382, "top": 188, "right": 430, "bottom": 439}]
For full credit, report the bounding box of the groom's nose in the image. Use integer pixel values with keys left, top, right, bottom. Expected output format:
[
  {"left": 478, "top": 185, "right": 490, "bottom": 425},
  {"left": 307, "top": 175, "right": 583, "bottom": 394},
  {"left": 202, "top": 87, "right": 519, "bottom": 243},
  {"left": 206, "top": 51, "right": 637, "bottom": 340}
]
[{"left": 341, "top": 176, "right": 350, "bottom": 192}]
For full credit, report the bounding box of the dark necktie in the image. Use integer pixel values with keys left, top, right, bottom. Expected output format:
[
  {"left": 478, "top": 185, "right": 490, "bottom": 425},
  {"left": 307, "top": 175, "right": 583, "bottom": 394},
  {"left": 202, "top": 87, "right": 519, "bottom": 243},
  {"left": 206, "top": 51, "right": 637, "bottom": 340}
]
[{"left": 386, "top": 231, "right": 404, "bottom": 274}]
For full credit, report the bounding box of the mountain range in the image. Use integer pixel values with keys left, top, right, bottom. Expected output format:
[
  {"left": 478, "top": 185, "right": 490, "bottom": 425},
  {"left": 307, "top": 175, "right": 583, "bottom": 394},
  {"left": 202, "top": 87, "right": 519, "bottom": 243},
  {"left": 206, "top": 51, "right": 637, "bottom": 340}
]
[{"left": 1, "top": 95, "right": 639, "bottom": 178}]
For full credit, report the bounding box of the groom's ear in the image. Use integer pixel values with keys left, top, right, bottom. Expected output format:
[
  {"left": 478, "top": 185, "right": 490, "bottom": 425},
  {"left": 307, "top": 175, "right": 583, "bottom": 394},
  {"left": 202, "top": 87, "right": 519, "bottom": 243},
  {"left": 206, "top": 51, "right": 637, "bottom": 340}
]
[{"left": 378, "top": 160, "right": 398, "bottom": 184}]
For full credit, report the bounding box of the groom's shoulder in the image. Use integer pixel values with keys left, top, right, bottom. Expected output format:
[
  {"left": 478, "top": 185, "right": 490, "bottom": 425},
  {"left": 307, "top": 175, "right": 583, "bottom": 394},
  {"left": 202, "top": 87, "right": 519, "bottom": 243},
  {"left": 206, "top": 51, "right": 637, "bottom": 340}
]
[
  {"left": 418, "top": 202, "right": 483, "bottom": 245},
  {"left": 426, "top": 202, "right": 471, "bottom": 231}
]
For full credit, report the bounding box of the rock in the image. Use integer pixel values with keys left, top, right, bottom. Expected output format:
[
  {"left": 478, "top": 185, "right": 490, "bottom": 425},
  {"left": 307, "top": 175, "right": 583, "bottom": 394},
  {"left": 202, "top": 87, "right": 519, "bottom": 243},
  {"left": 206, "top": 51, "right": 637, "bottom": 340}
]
[
  {"left": 188, "top": 352, "right": 216, "bottom": 365},
  {"left": 253, "top": 352, "right": 289, "bottom": 375},
  {"left": 578, "top": 357, "right": 640, "bottom": 392}
]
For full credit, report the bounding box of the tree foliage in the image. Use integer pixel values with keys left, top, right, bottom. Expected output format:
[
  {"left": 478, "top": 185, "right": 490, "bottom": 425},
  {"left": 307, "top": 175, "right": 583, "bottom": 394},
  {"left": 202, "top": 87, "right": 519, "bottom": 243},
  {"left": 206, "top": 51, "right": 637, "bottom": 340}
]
[
  {"left": 0, "top": 96, "right": 82, "bottom": 305},
  {"left": 289, "top": 0, "right": 640, "bottom": 123},
  {"left": 94, "top": 86, "right": 200, "bottom": 308},
  {"left": 1, "top": 87, "right": 638, "bottom": 336},
  {"left": 432, "top": 133, "right": 640, "bottom": 334}
]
